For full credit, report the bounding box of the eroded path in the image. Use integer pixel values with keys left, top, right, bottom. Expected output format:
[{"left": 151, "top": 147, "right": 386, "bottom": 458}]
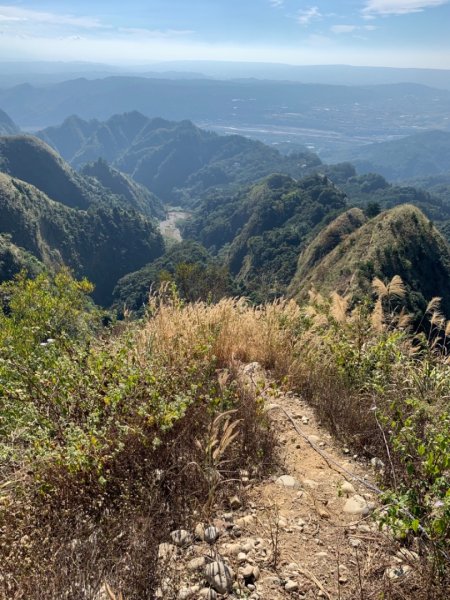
[{"left": 154, "top": 364, "right": 415, "bottom": 599}]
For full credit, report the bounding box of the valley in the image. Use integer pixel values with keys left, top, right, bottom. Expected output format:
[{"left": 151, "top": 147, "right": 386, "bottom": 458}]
[
  {"left": 1, "top": 54, "right": 450, "bottom": 600},
  {"left": 159, "top": 209, "right": 191, "bottom": 242}
]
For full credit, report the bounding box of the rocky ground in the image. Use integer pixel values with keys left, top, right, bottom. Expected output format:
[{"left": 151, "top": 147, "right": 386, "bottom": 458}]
[{"left": 111, "top": 364, "right": 419, "bottom": 599}]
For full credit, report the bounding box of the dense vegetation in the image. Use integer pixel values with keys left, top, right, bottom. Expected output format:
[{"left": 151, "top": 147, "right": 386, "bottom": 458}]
[
  {"left": 0, "top": 173, "right": 164, "bottom": 304},
  {"left": 81, "top": 158, "right": 165, "bottom": 219},
  {"left": 184, "top": 173, "right": 346, "bottom": 300},
  {"left": 289, "top": 204, "right": 450, "bottom": 321},
  {"left": 0, "top": 135, "right": 117, "bottom": 210},
  {"left": 113, "top": 240, "right": 233, "bottom": 314},
  {"left": 0, "top": 271, "right": 274, "bottom": 599},
  {"left": 1, "top": 270, "right": 449, "bottom": 598},
  {"left": 38, "top": 112, "right": 321, "bottom": 205}
]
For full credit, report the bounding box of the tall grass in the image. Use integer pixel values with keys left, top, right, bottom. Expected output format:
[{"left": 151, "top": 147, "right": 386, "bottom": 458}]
[{"left": 1, "top": 273, "right": 449, "bottom": 597}]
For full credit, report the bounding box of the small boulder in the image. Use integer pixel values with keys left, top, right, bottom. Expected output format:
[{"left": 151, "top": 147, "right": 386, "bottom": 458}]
[
  {"left": 170, "top": 529, "right": 192, "bottom": 547},
  {"left": 229, "top": 495, "right": 242, "bottom": 510},
  {"left": 204, "top": 526, "right": 220, "bottom": 545},
  {"left": 343, "top": 495, "right": 370, "bottom": 516},
  {"left": 205, "top": 561, "right": 235, "bottom": 595}
]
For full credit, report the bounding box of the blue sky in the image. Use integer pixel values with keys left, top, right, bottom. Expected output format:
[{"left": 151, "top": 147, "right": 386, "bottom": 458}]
[{"left": 0, "top": 1, "right": 449, "bottom": 68}]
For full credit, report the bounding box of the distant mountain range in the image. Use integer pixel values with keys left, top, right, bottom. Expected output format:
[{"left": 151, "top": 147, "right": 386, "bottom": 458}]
[
  {"left": 340, "top": 130, "right": 450, "bottom": 182},
  {"left": 37, "top": 112, "right": 320, "bottom": 204},
  {"left": 0, "top": 78, "right": 449, "bottom": 159}
]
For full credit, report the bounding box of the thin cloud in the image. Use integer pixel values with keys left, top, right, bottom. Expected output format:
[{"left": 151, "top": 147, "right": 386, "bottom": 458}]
[
  {"left": 297, "top": 7, "right": 322, "bottom": 26},
  {"left": 363, "top": 0, "right": 448, "bottom": 15},
  {"left": 331, "top": 24, "right": 358, "bottom": 34},
  {"left": 119, "top": 28, "right": 194, "bottom": 39},
  {"left": 269, "top": 0, "right": 284, "bottom": 6},
  {"left": 0, "top": 5, "right": 104, "bottom": 28},
  {"left": 331, "top": 24, "right": 378, "bottom": 34}
]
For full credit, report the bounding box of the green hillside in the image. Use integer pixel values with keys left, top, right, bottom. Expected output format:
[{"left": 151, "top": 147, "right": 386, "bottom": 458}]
[
  {"left": 81, "top": 158, "right": 165, "bottom": 219},
  {"left": 0, "top": 172, "right": 164, "bottom": 304},
  {"left": 289, "top": 204, "right": 450, "bottom": 317},
  {"left": 185, "top": 173, "right": 347, "bottom": 301},
  {"left": 0, "top": 135, "right": 116, "bottom": 210},
  {"left": 0, "top": 233, "right": 44, "bottom": 281},
  {"left": 113, "top": 240, "right": 232, "bottom": 313},
  {"left": 38, "top": 112, "right": 321, "bottom": 204}
]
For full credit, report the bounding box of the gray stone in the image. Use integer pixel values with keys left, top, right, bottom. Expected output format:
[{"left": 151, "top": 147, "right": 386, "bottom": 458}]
[
  {"left": 340, "top": 481, "right": 356, "bottom": 496},
  {"left": 199, "top": 589, "right": 217, "bottom": 599},
  {"left": 188, "top": 556, "right": 206, "bottom": 571},
  {"left": 170, "top": 529, "right": 192, "bottom": 547},
  {"left": 204, "top": 526, "right": 220, "bottom": 544},
  {"left": 178, "top": 586, "right": 200, "bottom": 599},
  {"left": 205, "top": 560, "right": 235, "bottom": 594},
  {"left": 276, "top": 475, "right": 300, "bottom": 489},
  {"left": 158, "top": 542, "right": 177, "bottom": 560},
  {"left": 194, "top": 523, "right": 206, "bottom": 541}
]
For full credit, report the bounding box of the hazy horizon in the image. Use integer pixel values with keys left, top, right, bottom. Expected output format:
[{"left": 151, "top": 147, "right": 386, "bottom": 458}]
[{"left": 0, "top": 1, "right": 449, "bottom": 69}]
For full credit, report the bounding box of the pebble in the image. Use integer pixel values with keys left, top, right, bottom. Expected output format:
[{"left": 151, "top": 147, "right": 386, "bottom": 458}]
[
  {"left": 385, "top": 564, "right": 412, "bottom": 580},
  {"left": 285, "top": 580, "right": 299, "bottom": 592},
  {"left": 187, "top": 557, "right": 206, "bottom": 571},
  {"left": 204, "top": 526, "right": 220, "bottom": 544},
  {"left": 229, "top": 495, "right": 242, "bottom": 510},
  {"left": 199, "top": 589, "right": 217, "bottom": 599},
  {"left": 171, "top": 529, "right": 192, "bottom": 547},
  {"left": 178, "top": 586, "right": 200, "bottom": 599},
  {"left": 343, "top": 495, "right": 370, "bottom": 516},
  {"left": 276, "top": 475, "right": 300, "bottom": 489},
  {"left": 158, "top": 543, "right": 177, "bottom": 560},
  {"left": 340, "top": 481, "right": 356, "bottom": 496},
  {"left": 205, "top": 561, "right": 235, "bottom": 594}
]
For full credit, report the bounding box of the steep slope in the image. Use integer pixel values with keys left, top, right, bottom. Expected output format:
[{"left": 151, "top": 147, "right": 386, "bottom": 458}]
[
  {"left": 0, "top": 135, "right": 115, "bottom": 210},
  {"left": 0, "top": 173, "right": 164, "bottom": 304},
  {"left": 289, "top": 204, "right": 450, "bottom": 317},
  {"left": 290, "top": 207, "right": 367, "bottom": 285},
  {"left": 113, "top": 240, "right": 230, "bottom": 313},
  {"left": 0, "top": 109, "right": 19, "bottom": 135},
  {"left": 38, "top": 112, "right": 321, "bottom": 204},
  {"left": 0, "top": 234, "right": 43, "bottom": 281},
  {"left": 345, "top": 130, "right": 450, "bottom": 181},
  {"left": 185, "top": 173, "right": 347, "bottom": 300},
  {"left": 81, "top": 159, "right": 165, "bottom": 219}
]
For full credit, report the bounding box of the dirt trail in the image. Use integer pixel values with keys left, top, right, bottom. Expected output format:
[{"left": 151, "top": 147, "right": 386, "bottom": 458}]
[{"left": 156, "top": 364, "right": 414, "bottom": 599}]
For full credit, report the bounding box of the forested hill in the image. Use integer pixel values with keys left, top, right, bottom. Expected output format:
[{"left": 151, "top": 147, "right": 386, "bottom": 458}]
[
  {"left": 80, "top": 158, "right": 165, "bottom": 219},
  {"left": 37, "top": 112, "right": 321, "bottom": 204},
  {"left": 289, "top": 204, "right": 450, "bottom": 319},
  {"left": 184, "top": 173, "right": 347, "bottom": 301},
  {"left": 0, "top": 109, "right": 18, "bottom": 135},
  {"left": 0, "top": 172, "right": 164, "bottom": 304},
  {"left": 0, "top": 135, "right": 117, "bottom": 210}
]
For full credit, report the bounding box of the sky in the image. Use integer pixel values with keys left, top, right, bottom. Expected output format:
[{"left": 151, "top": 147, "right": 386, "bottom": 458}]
[{"left": 0, "top": 1, "right": 449, "bottom": 69}]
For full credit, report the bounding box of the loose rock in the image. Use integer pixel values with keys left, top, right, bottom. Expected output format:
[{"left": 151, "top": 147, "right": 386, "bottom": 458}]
[
  {"left": 205, "top": 561, "right": 235, "bottom": 595},
  {"left": 170, "top": 529, "right": 192, "bottom": 547},
  {"left": 276, "top": 475, "right": 300, "bottom": 489}
]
